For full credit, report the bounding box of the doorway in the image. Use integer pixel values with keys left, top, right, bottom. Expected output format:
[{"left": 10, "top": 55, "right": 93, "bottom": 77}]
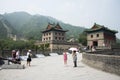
[{"left": 93, "top": 41, "right": 98, "bottom": 46}]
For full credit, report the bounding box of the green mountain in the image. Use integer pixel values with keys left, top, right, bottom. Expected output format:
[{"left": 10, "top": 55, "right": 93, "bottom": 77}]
[
  {"left": 0, "top": 15, "right": 16, "bottom": 39},
  {"left": 1, "top": 12, "right": 86, "bottom": 40}
]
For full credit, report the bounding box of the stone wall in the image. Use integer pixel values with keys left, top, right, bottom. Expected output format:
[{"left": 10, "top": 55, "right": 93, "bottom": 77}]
[
  {"left": 82, "top": 53, "right": 120, "bottom": 75},
  {"left": 87, "top": 49, "right": 120, "bottom": 55},
  {"left": 87, "top": 32, "right": 104, "bottom": 46}
]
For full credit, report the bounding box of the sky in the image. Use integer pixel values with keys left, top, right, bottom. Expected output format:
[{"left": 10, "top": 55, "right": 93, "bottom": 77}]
[{"left": 0, "top": 0, "right": 120, "bottom": 38}]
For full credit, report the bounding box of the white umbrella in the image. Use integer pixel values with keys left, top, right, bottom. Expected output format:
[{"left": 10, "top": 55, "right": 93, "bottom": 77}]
[{"left": 69, "top": 47, "right": 78, "bottom": 51}]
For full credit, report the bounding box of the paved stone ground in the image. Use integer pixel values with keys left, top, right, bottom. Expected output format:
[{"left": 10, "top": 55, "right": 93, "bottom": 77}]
[{"left": 0, "top": 54, "right": 120, "bottom": 80}]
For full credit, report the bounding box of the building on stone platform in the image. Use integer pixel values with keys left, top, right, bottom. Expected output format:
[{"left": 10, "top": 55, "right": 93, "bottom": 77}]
[
  {"left": 85, "top": 23, "right": 118, "bottom": 49},
  {"left": 35, "top": 23, "right": 79, "bottom": 53}
]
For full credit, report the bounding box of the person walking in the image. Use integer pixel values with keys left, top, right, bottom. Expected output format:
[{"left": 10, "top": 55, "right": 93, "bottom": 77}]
[
  {"left": 63, "top": 50, "right": 67, "bottom": 65},
  {"left": 26, "top": 50, "right": 32, "bottom": 66},
  {"left": 72, "top": 50, "right": 77, "bottom": 67}
]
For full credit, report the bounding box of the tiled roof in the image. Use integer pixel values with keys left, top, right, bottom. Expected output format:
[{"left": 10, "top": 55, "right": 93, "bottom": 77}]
[
  {"left": 42, "top": 23, "right": 68, "bottom": 33},
  {"left": 85, "top": 23, "right": 118, "bottom": 33}
]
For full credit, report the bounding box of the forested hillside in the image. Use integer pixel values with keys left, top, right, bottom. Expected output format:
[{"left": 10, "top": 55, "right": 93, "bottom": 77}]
[
  {"left": 1, "top": 12, "right": 86, "bottom": 40},
  {"left": 0, "top": 15, "right": 16, "bottom": 39}
]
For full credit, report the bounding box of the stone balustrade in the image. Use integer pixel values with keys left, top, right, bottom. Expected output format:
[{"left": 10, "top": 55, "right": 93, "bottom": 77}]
[{"left": 82, "top": 53, "right": 120, "bottom": 75}]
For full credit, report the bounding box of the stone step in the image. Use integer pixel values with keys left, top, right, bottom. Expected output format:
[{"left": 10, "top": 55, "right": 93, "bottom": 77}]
[{"left": 1, "top": 64, "right": 25, "bottom": 69}]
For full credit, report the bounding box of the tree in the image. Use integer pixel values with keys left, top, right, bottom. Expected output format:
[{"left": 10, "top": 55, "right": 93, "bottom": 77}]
[
  {"left": 0, "top": 39, "right": 38, "bottom": 57},
  {"left": 0, "top": 39, "right": 6, "bottom": 57},
  {"left": 78, "top": 31, "right": 87, "bottom": 46},
  {"left": 39, "top": 43, "right": 50, "bottom": 55}
]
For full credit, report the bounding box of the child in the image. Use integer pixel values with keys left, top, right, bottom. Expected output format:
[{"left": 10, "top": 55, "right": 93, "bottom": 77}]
[{"left": 63, "top": 50, "right": 67, "bottom": 65}]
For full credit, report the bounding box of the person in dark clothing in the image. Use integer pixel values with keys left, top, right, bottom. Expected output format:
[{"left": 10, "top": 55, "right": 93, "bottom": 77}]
[{"left": 26, "top": 50, "right": 32, "bottom": 66}]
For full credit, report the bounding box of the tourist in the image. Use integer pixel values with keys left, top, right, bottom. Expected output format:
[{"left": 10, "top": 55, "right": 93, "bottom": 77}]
[
  {"left": 12, "top": 50, "right": 16, "bottom": 61},
  {"left": 16, "top": 50, "right": 21, "bottom": 64},
  {"left": 72, "top": 50, "right": 77, "bottom": 67},
  {"left": 63, "top": 50, "right": 67, "bottom": 65},
  {"left": 26, "top": 50, "right": 32, "bottom": 66},
  {"left": 92, "top": 46, "right": 96, "bottom": 52}
]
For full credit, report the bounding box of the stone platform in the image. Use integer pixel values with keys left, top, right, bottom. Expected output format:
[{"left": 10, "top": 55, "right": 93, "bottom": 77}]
[
  {"left": 1, "top": 64, "right": 25, "bottom": 69},
  {"left": 0, "top": 54, "right": 119, "bottom": 80},
  {"left": 0, "top": 60, "right": 25, "bottom": 69}
]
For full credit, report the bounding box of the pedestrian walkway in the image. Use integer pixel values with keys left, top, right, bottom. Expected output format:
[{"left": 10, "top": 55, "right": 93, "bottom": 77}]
[{"left": 0, "top": 53, "right": 120, "bottom": 80}]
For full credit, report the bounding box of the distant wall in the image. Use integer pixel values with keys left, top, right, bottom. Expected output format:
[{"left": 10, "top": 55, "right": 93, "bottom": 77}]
[{"left": 82, "top": 53, "right": 120, "bottom": 75}]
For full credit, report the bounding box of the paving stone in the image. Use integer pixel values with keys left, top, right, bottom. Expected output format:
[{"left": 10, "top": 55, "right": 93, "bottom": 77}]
[{"left": 0, "top": 54, "right": 119, "bottom": 80}]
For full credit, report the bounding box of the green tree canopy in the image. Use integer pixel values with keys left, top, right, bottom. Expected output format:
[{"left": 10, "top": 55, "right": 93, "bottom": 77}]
[{"left": 78, "top": 31, "right": 87, "bottom": 46}]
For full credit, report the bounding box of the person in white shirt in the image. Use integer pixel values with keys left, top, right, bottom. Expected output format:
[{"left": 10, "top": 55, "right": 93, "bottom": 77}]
[
  {"left": 72, "top": 50, "right": 77, "bottom": 67},
  {"left": 16, "top": 50, "right": 21, "bottom": 64}
]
